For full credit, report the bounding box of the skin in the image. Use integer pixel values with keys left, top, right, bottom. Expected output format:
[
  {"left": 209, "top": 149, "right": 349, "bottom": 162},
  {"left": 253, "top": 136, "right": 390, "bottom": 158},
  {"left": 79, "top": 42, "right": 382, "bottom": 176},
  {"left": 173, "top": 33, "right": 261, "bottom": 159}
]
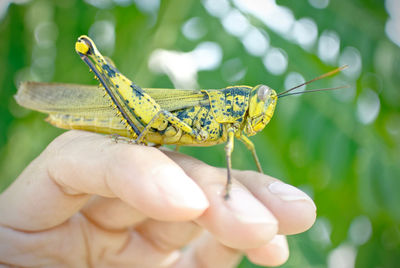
[{"left": 0, "top": 130, "right": 316, "bottom": 268}]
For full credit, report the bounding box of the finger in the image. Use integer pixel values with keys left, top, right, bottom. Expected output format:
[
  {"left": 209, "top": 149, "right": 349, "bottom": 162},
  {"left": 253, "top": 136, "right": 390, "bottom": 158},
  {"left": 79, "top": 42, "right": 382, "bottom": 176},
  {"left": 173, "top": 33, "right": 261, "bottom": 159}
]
[
  {"left": 0, "top": 214, "right": 181, "bottom": 267},
  {"left": 0, "top": 131, "right": 208, "bottom": 231},
  {"left": 173, "top": 232, "right": 242, "bottom": 268},
  {"left": 164, "top": 150, "right": 278, "bottom": 250},
  {"left": 81, "top": 196, "right": 147, "bottom": 230},
  {"left": 135, "top": 220, "right": 202, "bottom": 251},
  {"left": 233, "top": 170, "right": 316, "bottom": 234},
  {"left": 245, "top": 235, "right": 289, "bottom": 267}
]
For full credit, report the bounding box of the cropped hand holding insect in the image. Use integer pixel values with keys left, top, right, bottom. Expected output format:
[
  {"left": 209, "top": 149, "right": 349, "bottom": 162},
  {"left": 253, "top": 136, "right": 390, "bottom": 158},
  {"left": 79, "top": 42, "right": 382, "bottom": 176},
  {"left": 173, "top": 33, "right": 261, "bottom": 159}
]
[
  {"left": 0, "top": 36, "right": 346, "bottom": 267},
  {"left": 0, "top": 130, "right": 316, "bottom": 267}
]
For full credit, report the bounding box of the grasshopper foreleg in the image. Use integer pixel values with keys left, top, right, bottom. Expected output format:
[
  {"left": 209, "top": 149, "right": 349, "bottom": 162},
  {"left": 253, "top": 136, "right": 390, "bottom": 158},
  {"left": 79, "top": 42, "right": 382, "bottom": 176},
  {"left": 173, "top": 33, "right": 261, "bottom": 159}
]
[
  {"left": 239, "top": 135, "right": 264, "bottom": 173},
  {"left": 224, "top": 127, "right": 235, "bottom": 199}
]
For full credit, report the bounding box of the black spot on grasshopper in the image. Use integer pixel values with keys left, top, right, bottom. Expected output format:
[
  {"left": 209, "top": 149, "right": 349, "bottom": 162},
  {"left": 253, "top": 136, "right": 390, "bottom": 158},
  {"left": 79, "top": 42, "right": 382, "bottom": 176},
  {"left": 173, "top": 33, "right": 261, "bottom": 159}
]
[
  {"left": 218, "top": 125, "right": 224, "bottom": 138},
  {"left": 102, "top": 64, "right": 116, "bottom": 78},
  {"left": 130, "top": 83, "right": 144, "bottom": 95}
]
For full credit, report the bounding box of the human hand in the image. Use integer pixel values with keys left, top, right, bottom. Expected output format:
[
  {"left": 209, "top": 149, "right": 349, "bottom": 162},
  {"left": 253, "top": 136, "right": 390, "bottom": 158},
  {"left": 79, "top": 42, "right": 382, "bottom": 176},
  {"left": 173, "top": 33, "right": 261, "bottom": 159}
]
[{"left": 0, "top": 130, "right": 316, "bottom": 267}]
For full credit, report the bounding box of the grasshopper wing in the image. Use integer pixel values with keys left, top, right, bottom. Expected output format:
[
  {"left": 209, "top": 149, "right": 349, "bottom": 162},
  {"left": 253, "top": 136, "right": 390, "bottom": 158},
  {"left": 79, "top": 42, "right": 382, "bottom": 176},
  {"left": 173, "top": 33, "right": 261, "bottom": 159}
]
[
  {"left": 145, "top": 88, "right": 209, "bottom": 112},
  {"left": 16, "top": 82, "right": 112, "bottom": 114},
  {"left": 15, "top": 82, "right": 131, "bottom": 136}
]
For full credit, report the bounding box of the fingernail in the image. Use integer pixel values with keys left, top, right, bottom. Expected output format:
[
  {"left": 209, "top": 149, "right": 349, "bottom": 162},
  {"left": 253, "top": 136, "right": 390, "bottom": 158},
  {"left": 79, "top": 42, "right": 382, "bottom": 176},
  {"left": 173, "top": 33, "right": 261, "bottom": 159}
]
[
  {"left": 156, "top": 166, "right": 209, "bottom": 210},
  {"left": 227, "top": 187, "right": 278, "bottom": 224},
  {"left": 268, "top": 181, "right": 316, "bottom": 208}
]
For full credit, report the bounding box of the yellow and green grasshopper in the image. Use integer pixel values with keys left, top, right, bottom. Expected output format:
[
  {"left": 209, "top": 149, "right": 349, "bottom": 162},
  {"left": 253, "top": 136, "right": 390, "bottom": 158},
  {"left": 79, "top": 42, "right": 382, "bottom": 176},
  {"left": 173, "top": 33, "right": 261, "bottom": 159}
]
[{"left": 16, "top": 35, "right": 346, "bottom": 198}]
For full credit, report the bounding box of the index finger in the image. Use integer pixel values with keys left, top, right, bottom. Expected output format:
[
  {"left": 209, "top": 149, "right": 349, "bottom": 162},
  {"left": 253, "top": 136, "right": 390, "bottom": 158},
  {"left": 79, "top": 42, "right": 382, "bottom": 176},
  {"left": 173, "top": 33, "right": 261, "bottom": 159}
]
[{"left": 0, "top": 131, "right": 209, "bottom": 231}]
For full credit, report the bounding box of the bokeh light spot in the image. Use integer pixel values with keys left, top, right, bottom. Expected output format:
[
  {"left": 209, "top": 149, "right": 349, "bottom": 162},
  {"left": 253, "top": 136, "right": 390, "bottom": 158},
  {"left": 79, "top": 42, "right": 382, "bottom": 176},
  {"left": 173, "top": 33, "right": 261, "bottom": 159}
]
[
  {"left": 221, "top": 9, "right": 250, "bottom": 37},
  {"left": 291, "top": 17, "right": 318, "bottom": 50},
  {"left": 190, "top": 42, "right": 222, "bottom": 71},
  {"left": 241, "top": 27, "right": 269, "bottom": 57},
  {"left": 308, "top": 0, "right": 329, "bottom": 9},
  {"left": 318, "top": 30, "right": 340, "bottom": 64},
  {"left": 356, "top": 89, "right": 380, "bottom": 125},
  {"left": 181, "top": 17, "right": 207, "bottom": 41},
  {"left": 284, "top": 72, "right": 306, "bottom": 93},
  {"left": 202, "top": 0, "right": 231, "bottom": 18},
  {"left": 133, "top": 0, "right": 159, "bottom": 14},
  {"left": 385, "top": 0, "right": 400, "bottom": 47},
  {"left": 34, "top": 21, "right": 58, "bottom": 48},
  {"left": 89, "top": 20, "right": 116, "bottom": 55},
  {"left": 339, "top": 47, "right": 362, "bottom": 79},
  {"left": 148, "top": 42, "right": 222, "bottom": 88},
  {"left": 263, "top": 48, "right": 288, "bottom": 75},
  {"left": 328, "top": 244, "right": 357, "bottom": 268},
  {"left": 148, "top": 49, "right": 198, "bottom": 89},
  {"left": 349, "top": 215, "right": 372, "bottom": 245}
]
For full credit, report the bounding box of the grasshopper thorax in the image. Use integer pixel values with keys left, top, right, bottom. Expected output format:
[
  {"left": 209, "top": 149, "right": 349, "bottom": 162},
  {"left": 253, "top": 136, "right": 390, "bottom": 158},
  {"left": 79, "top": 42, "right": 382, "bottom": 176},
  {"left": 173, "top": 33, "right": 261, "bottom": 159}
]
[{"left": 244, "top": 85, "right": 277, "bottom": 136}]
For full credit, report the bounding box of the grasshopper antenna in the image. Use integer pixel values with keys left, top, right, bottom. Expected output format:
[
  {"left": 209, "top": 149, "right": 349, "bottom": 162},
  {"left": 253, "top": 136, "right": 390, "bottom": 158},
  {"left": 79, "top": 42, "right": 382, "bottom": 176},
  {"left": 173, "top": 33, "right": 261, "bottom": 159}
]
[
  {"left": 277, "top": 65, "right": 348, "bottom": 97},
  {"left": 278, "top": 85, "right": 350, "bottom": 98}
]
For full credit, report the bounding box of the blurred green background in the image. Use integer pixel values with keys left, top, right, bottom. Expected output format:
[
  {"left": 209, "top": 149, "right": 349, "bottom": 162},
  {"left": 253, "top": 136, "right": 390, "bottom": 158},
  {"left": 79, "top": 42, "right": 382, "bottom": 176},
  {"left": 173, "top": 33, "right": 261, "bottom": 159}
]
[{"left": 1, "top": 0, "right": 399, "bottom": 267}]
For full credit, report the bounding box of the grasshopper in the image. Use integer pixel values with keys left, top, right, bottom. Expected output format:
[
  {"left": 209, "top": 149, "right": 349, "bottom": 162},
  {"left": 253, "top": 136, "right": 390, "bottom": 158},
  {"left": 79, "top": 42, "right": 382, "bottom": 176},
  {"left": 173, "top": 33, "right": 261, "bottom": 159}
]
[{"left": 16, "top": 35, "right": 347, "bottom": 199}]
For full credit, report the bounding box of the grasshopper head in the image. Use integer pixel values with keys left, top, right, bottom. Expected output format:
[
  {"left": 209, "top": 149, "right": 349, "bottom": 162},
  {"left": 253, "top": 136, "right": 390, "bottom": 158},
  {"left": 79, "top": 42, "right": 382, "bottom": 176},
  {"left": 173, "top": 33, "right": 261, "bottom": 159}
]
[{"left": 244, "top": 85, "right": 277, "bottom": 136}]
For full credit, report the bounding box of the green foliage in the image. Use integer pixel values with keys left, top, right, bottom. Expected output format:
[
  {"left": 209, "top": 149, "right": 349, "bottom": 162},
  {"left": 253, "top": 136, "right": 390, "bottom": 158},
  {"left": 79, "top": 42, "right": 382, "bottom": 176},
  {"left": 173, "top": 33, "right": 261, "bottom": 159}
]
[{"left": 0, "top": 0, "right": 399, "bottom": 267}]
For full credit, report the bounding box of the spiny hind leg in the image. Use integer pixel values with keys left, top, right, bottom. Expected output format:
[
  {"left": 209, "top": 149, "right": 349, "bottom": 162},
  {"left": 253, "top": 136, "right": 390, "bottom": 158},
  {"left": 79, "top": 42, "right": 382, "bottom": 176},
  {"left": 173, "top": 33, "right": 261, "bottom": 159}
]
[
  {"left": 224, "top": 128, "right": 235, "bottom": 200},
  {"left": 239, "top": 135, "right": 263, "bottom": 173}
]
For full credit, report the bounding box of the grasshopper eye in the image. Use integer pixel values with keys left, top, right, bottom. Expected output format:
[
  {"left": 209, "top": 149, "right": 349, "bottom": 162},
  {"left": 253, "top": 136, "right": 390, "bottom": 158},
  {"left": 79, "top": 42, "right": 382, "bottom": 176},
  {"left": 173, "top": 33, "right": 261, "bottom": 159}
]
[{"left": 257, "top": 85, "right": 271, "bottom": 101}]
